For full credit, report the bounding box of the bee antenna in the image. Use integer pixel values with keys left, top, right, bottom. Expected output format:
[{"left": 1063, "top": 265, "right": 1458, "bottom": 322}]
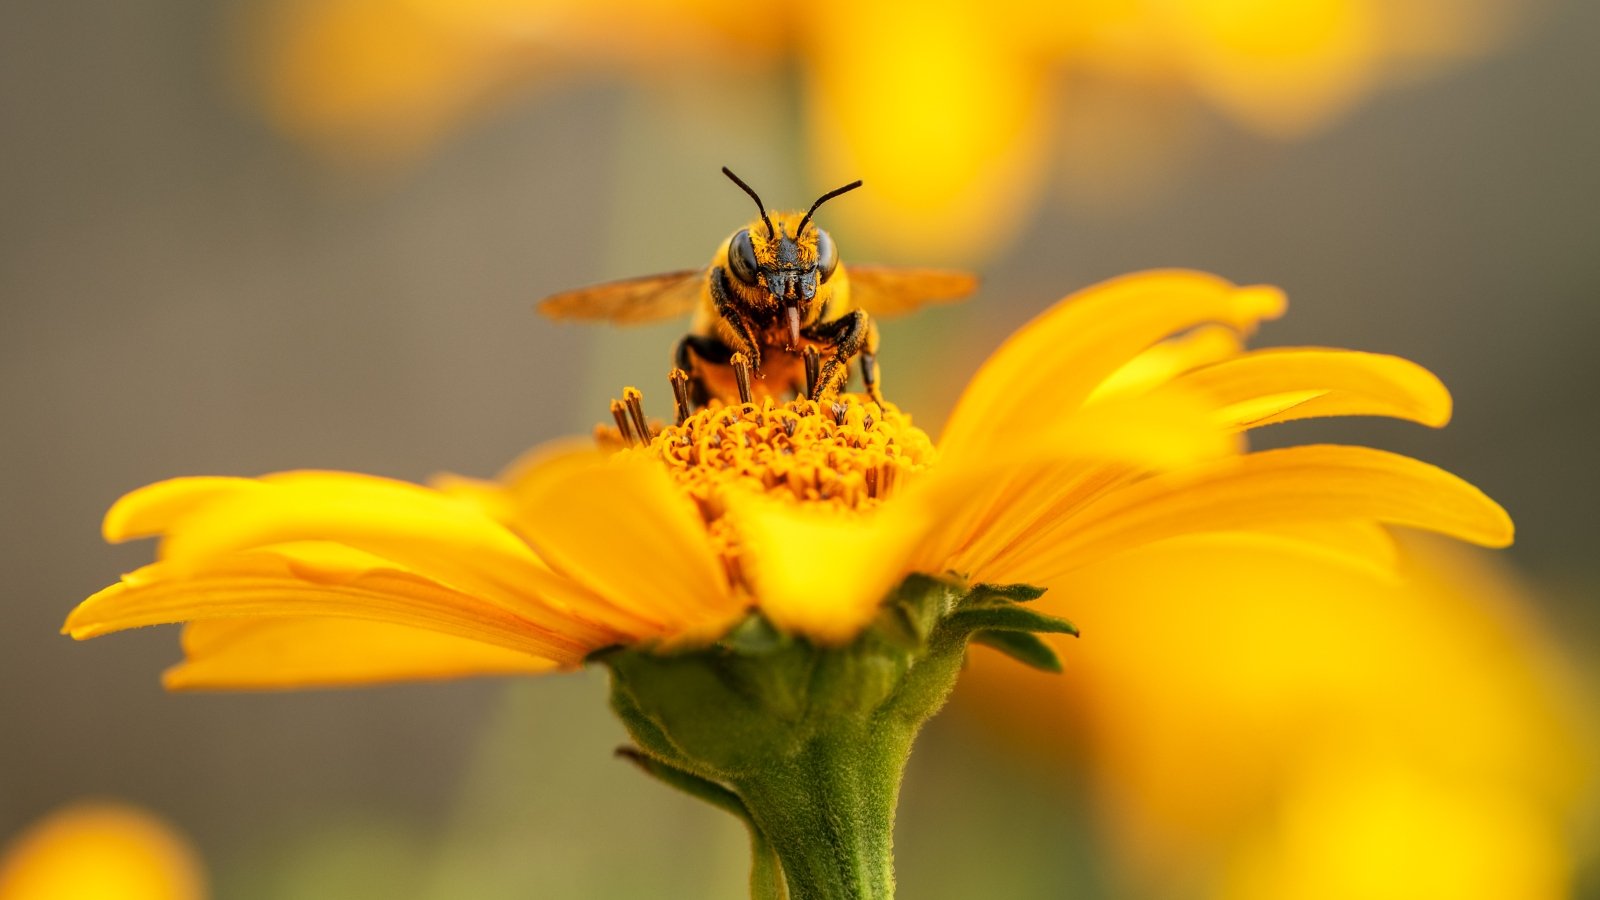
[
  {"left": 722, "top": 167, "right": 775, "bottom": 239},
  {"left": 797, "top": 178, "right": 864, "bottom": 236}
]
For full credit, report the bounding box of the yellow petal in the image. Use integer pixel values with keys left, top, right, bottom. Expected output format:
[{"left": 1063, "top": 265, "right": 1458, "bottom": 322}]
[
  {"left": 108, "top": 470, "right": 635, "bottom": 637},
  {"left": 1087, "top": 324, "right": 1246, "bottom": 403},
  {"left": 1237, "top": 519, "right": 1401, "bottom": 578},
  {"left": 1034, "top": 388, "right": 1245, "bottom": 470},
  {"left": 163, "top": 616, "right": 557, "bottom": 690},
  {"left": 103, "top": 476, "right": 261, "bottom": 543},
  {"left": 726, "top": 489, "right": 929, "bottom": 645},
  {"left": 513, "top": 453, "right": 742, "bottom": 639},
  {"left": 427, "top": 439, "right": 602, "bottom": 532},
  {"left": 1169, "top": 347, "right": 1453, "bottom": 430},
  {"left": 1004, "top": 445, "right": 1512, "bottom": 584},
  {"left": 912, "top": 388, "right": 1241, "bottom": 577},
  {"left": 65, "top": 541, "right": 592, "bottom": 664},
  {"left": 490, "top": 437, "right": 610, "bottom": 498},
  {"left": 940, "top": 270, "right": 1286, "bottom": 462},
  {"left": 0, "top": 803, "right": 206, "bottom": 900}
]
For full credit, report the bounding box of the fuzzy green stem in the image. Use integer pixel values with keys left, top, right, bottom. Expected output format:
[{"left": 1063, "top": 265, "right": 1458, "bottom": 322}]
[
  {"left": 731, "top": 729, "right": 910, "bottom": 900},
  {"left": 600, "top": 575, "right": 1070, "bottom": 900}
]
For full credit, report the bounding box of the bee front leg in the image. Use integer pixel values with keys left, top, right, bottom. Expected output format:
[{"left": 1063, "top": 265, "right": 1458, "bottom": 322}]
[
  {"left": 858, "top": 317, "right": 883, "bottom": 405},
  {"left": 675, "top": 332, "right": 735, "bottom": 409},
  {"left": 859, "top": 352, "right": 882, "bottom": 406},
  {"left": 804, "top": 309, "right": 867, "bottom": 400},
  {"left": 709, "top": 266, "right": 761, "bottom": 373}
]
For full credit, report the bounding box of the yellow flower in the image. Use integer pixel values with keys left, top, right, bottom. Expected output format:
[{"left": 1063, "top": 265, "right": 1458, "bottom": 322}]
[
  {"left": 65, "top": 270, "right": 1509, "bottom": 690},
  {"left": 0, "top": 802, "right": 207, "bottom": 900},
  {"left": 957, "top": 536, "right": 1594, "bottom": 899},
  {"left": 239, "top": 0, "right": 1530, "bottom": 257}
]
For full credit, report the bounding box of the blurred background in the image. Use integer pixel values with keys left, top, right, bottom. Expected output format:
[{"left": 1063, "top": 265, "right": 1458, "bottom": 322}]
[{"left": 2, "top": 0, "right": 1597, "bottom": 897}]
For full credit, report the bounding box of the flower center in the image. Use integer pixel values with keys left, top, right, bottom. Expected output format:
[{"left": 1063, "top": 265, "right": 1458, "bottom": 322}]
[
  {"left": 623, "top": 393, "right": 936, "bottom": 513},
  {"left": 598, "top": 370, "right": 936, "bottom": 589}
]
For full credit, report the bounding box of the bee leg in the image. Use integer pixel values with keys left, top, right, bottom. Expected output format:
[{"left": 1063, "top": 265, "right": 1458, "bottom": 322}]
[
  {"left": 860, "top": 352, "right": 882, "bottom": 406},
  {"left": 675, "top": 333, "right": 735, "bottom": 408},
  {"left": 858, "top": 317, "right": 883, "bottom": 405},
  {"left": 709, "top": 266, "right": 762, "bottom": 372},
  {"left": 805, "top": 310, "right": 868, "bottom": 400}
]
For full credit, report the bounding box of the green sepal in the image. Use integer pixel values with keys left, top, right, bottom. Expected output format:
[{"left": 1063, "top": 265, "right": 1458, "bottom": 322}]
[
  {"left": 969, "top": 630, "right": 1063, "bottom": 673},
  {"left": 719, "top": 612, "right": 791, "bottom": 656},
  {"left": 615, "top": 747, "right": 789, "bottom": 900},
  {"left": 615, "top": 745, "right": 749, "bottom": 821},
  {"left": 880, "top": 572, "right": 963, "bottom": 645},
  {"left": 967, "top": 583, "right": 1047, "bottom": 604},
  {"left": 945, "top": 602, "right": 1079, "bottom": 637}
]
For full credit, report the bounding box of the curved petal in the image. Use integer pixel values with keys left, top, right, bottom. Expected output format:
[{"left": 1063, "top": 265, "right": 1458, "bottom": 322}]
[
  {"left": 65, "top": 541, "right": 594, "bottom": 664},
  {"left": 725, "top": 489, "right": 929, "bottom": 644},
  {"left": 995, "top": 445, "right": 1512, "bottom": 584},
  {"left": 428, "top": 439, "right": 603, "bottom": 533},
  {"left": 103, "top": 476, "right": 261, "bottom": 543},
  {"left": 1069, "top": 525, "right": 1402, "bottom": 586},
  {"left": 1238, "top": 520, "right": 1401, "bottom": 579},
  {"left": 912, "top": 387, "right": 1241, "bottom": 577},
  {"left": 1087, "top": 324, "right": 1246, "bottom": 403},
  {"left": 164, "top": 616, "right": 557, "bottom": 690},
  {"left": 513, "top": 454, "right": 742, "bottom": 640},
  {"left": 941, "top": 270, "right": 1285, "bottom": 462},
  {"left": 104, "top": 470, "right": 640, "bottom": 638},
  {"left": 1168, "top": 347, "right": 1453, "bottom": 430}
]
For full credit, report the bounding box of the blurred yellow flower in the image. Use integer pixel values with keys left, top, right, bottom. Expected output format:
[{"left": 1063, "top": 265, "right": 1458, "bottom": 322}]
[
  {"left": 0, "top": 802, "right": 207, "bottom": 900},
  {"left": 239, "top": 0, "right": 1534, "bottom": 257},
  {"left": 958, "top": 535, "right": 1594, "bottom": 899},
  {"left": 66, "top": 270, "right": 1510, "bottom": 690}
]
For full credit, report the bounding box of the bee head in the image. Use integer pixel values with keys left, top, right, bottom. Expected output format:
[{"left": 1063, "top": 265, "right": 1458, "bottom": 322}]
[{"left": 721, "top": 168, "right": 861, "bottom": 344}]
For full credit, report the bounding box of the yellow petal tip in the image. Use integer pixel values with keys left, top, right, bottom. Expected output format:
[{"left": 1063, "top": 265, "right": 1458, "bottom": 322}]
[
  {"left": 100, "top": 476, "right": 254, "bottom": 544},
  {"left": 1482, "top": 501, "right": 1515, "bottom": 548},
  {"left": 101, "top": 497, "right": 141, "bottom": 544},
  {"left": 1236, "top": 284, "right": 1288, "bottom": 322}
]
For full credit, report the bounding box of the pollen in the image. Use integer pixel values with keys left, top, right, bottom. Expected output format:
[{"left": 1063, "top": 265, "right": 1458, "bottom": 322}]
[
  {"left": 622, "top": 392, "right": 936, "bottom": 513},
  {"left": 595, "top": 378, "right": 938, "bottom": 590}
]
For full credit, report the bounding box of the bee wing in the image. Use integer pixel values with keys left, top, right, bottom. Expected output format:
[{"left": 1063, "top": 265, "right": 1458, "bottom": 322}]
[
  {"left": 537, "top": 269, "right": 706, "bottom": 324},
  {"left": 845, "top": 266, "right": 978, "bottom": 318}
]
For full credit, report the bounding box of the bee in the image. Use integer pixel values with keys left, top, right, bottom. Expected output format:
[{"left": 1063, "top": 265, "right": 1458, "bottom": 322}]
[{"left": 538, "top": 167, "right": 976, "bottom": 410}]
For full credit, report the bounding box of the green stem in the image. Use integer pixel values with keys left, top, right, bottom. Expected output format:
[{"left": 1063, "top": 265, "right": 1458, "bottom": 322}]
[
  {"left": 601, "top": 574, "right": 1062, "bottom": 900},
  {"left": 732, "top": 729, "right": 910, "bottom": 900},
  {"left": 750, "top": 828, "right": 790, "bottom": 900}
]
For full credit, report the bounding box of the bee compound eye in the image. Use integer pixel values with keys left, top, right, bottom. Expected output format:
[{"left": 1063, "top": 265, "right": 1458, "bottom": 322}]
[
  {"left": 729, "top": 229, "right": 761, "bottom": 286},
  {"left": 815, "top": 229, "right": 839, "bottom": 282}
]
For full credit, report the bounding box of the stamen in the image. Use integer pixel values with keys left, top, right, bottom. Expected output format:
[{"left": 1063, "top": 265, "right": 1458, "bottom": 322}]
[
  {"left": 610, "top": 399, "right": 636, "bottom": 447},
  {"left": 731, "top": 353, "right": 755, "bottom": 405},
  {"left": 802, "top": 346, "right": 821, "bottom": 400},
  {"left": 609, "top": 392, "right": 936, "bottom": 585},
  {"left": 668, "top": 368, "right": 693, "bottom": 426},
  {"left": 623, "top": 387, "right": 651, "bottom": 442}
]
